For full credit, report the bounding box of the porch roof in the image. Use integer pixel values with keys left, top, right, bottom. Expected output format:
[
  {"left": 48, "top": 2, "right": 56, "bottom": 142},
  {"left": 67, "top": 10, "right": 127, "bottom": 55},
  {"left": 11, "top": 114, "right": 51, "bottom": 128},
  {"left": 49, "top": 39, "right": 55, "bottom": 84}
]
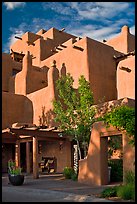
[
  {"left": 2, "top": 128, "right": 19, "bottom": 143},
  {"left": 2, "top": 124, "right": 71, "bottom": 143}
]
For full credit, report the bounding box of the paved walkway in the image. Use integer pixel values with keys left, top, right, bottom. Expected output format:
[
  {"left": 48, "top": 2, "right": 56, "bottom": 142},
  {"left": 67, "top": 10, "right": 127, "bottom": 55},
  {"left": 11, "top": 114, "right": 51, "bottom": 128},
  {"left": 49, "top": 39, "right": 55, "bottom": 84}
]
[{"left": 2, "top": 173, "right": 120, "bottom": 202}]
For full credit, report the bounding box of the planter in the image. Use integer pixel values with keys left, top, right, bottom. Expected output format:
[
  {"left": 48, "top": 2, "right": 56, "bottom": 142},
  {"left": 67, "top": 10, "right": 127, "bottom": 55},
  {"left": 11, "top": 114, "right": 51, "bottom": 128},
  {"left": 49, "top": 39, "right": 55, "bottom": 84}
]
[{"left": 8, "top": 174, "right": 24, "bottom": 186}]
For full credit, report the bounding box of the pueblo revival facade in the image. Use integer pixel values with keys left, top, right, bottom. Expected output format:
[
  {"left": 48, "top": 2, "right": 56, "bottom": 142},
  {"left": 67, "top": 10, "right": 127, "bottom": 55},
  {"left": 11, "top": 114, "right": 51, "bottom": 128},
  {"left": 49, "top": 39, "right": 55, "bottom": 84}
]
[{"left": 2, "top": 25, "right": 135, "bottom": 182}]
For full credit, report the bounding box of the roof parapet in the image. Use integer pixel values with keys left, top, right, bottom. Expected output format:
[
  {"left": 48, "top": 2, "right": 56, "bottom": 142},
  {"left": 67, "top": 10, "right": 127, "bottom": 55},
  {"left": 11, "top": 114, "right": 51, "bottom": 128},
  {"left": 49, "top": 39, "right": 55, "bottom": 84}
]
[{"left": 121, "top": 25, "right": 129, "bottom": 34}]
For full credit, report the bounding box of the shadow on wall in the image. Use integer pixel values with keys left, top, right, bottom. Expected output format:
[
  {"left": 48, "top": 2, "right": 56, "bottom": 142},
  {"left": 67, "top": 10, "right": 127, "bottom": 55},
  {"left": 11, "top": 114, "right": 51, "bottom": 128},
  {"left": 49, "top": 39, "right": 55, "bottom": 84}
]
[
  {"left": 52, "top": 61, "right": 67, "bottom": 101},
  {"left": 2, "top": 92, "right": 34, "bottom": 129},
  {"left": 38, "top": 106, "right": 56, "bottom": 127},
  {"left": 24, "top": 96, "right": 34, "bottom": 123},
  {"left": 38, "top": 62, "right": 67, "bottom": 127}
]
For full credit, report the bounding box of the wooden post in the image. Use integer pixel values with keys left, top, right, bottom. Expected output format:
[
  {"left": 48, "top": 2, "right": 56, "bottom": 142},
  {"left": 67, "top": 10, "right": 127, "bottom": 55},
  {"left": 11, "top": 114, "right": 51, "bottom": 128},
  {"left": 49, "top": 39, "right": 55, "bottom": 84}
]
[
  {"left": 15, "top": 140, "right": 20, "bottom": 167},
  {"left": 26, "top": 142, "right": 31, "bottom": 174},
  {"left": 33, "top": 136, "right": 39, "bottom": 179}
]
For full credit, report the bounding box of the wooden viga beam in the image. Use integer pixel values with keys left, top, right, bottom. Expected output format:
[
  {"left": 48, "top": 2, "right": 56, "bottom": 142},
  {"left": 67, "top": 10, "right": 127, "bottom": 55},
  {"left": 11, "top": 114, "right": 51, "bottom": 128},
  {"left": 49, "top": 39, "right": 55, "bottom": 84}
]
[
  {"left": 15, "top": 36, "right": 22, "bottom": 40},
  {"left": 26, "top": 41, "right": 35, "bottom": 46},
  {"left": 119, "top": 66, "right": 131, "bottom": 72},
  {"left": 73, "top": 45, "right": 84, "bottom": 51}
]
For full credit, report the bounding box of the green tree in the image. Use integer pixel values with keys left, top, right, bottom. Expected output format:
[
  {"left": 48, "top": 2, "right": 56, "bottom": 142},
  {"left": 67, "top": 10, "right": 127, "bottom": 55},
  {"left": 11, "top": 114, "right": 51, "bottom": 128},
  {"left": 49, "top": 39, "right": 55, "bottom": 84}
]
[
  {"left": 53, "top": 73, "right": 95, "bottom": 161},
  {"left": 102, "top": 105, "right": 135, "bottom": 146}
]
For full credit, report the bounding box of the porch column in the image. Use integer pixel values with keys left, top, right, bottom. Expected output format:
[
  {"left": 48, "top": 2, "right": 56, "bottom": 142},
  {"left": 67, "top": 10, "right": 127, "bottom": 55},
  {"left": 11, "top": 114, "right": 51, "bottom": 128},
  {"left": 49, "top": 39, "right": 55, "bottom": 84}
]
[
  {"left": 15, "top": 139, "right": 20, "bottom": 167},
  {"left": 26, "top": 142, "right": 31, "bottom": 174},
  {"left": 33, "top": 136, "right": 39, "bottom": 179}
]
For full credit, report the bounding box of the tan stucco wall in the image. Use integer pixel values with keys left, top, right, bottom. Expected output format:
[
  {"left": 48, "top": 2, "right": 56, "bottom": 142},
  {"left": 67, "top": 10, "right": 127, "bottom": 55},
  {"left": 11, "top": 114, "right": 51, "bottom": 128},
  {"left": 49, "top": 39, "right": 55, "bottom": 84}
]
[
  {"left": 27, "top": 87, "right": 55, "bottom": 126},
  {"left": 11, "top": 28, "right": 76, "bottom": 67},
  {"left": 78, "top": 121, "right": 135, "bottom": 186},
  {"left": 26, "top": 61, "right": 59, "bottom": 126},
  {"left": 2, "top": 25, "right": 135, "bottom": 133},
  {"left": 123, "top": 133, "right": 135, "bottom": 181},
  {"left": 14, "top": 51, "right": 49, "bottom": 95},
  {"left": 2, "top": 53, "right": 22, "bottom": 92},
  {"left": 2, "top": 92, "right": 33, "bottom": 129},
  {"left": 38, "top": 140, "right": 72, "bottom": 172},
  {"left": 87, "top": 37, "right": 118, "bottom": 103},
  {"left": 40, "top": 37, "right": 89, "bottom": 88},
  {"left": 106, "top": 25, "right": 135, "bottom": 53},
  {"left": 117, "top": 56, "right": 135, "bottom": 99}
]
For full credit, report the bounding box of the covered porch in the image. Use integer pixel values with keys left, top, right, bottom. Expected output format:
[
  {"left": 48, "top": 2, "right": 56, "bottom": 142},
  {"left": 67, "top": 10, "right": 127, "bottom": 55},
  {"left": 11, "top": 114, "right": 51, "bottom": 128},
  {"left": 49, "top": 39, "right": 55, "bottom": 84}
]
[{"left": 2, "top": 123, "right": 73, "bottom": 179}]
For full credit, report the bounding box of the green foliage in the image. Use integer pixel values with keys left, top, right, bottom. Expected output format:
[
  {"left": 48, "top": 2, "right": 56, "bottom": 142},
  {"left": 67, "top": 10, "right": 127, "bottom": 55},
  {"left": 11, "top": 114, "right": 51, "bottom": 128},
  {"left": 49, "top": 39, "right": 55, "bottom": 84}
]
[
  {"left": 71, "top": 172, "right": 78, "bottom": 181},
  {"left": 100, "top": 186, "right": 118, "bottom": 198},
  {"left": 101, "top": 184, "right": 135, "bottom": 201},
  {"left": 53, "top": 73, "right": 95, "bottom": 156},
  {"left": 108, "top": 136, "right": 122, "bottom": 158},
  {"left": 8, "top": 160, "right": 22, "bottom": 175},
  {"left": 10, "top": 167, "right": 22, "bottom": 175},
  {"left": 124, "top": 170, "right": 135, "bottom": 185},
  {"left": 117, "top": 184, "right": 135, "bottom": 201},
  {"left": 63, "top": 167, "right": 78, "bottom": 181},
  {"left": 63, "top": 167, "right": 75, "bottom": 179},
  {"left": 101, "top": 169, "right": 135, "bottom": 201},
  {"left": 103, "top": 105, "right": 135, "bottom": 146},
  {"left": 108, "top": 159, "right": 123, "bottom": 182},
  {"left": 8, "top": 160, "right": 16, "bottom": 168}
]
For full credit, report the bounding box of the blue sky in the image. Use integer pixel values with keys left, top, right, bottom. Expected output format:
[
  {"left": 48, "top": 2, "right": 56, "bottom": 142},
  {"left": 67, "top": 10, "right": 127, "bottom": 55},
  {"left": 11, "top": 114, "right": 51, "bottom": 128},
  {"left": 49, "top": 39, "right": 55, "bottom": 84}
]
[{"left": 2, "top": 2, "right": 135, "bottom": 53}]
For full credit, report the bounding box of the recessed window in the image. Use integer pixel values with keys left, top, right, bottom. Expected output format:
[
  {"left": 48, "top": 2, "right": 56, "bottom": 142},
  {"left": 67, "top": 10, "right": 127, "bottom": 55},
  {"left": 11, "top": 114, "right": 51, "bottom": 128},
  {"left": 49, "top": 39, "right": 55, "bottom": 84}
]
[
  {"left": 10, "top": 52, "right": 25, "bottom": 63},
  {"left": 12, "top": 69, "right": 20, "bottom": 76}
]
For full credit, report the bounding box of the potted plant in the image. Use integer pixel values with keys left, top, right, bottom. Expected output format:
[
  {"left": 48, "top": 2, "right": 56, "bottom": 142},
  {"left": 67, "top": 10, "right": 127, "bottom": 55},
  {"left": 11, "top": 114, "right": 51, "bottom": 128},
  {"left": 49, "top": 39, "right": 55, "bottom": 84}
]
[{"left": 8, "top": 159, "right": 24, "bottom": 186}]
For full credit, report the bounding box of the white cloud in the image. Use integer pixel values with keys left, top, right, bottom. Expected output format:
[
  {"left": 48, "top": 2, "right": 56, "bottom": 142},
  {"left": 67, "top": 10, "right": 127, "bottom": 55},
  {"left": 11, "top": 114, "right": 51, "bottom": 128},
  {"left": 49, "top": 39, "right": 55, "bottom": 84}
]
[
  {"left": 3, "top": 2, "right": 135, "bottom": 53},
  {"left": 3, "top": 17, "right": 60, "bottom": 53},
  {"left": 69, "top": 25, "right": 118, "bottom": 42},
  {"left": 3, "top": 31, "right": 24, "bottom": 53},
  {"left": 3, "top": 2, "right": 26, "bottom": 10},
  {"left": 69, "top": 2, "right": 130, "bottom": 20},
  {"left": 130, "top": 26, "right": 135, "bottom": 35},
  {"left": 69, "top": 22, "right": 135, "bottom": 42},
  {"left": 42, "top": 2, "right": 75, "bottom": 15}
]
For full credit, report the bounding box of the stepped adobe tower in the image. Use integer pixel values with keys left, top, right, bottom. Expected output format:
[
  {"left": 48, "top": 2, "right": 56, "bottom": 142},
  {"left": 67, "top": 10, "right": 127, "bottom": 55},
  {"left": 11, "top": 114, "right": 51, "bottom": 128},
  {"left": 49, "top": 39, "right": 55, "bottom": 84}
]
[{"left": 2, "top": 26, "right": 135, "bottom": 177}]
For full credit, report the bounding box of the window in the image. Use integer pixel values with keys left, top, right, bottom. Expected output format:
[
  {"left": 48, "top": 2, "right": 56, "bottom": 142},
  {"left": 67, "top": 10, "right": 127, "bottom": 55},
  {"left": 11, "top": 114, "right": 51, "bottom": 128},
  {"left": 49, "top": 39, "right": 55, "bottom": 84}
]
[{"left": 12, "top": 69, "right": 20, "bottom": 76}]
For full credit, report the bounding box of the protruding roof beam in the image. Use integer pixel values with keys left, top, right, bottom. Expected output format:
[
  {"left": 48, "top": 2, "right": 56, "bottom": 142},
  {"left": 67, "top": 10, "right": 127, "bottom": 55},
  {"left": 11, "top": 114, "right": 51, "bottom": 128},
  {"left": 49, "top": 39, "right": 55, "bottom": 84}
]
[
  {"left": 59, "top": 28, "right": 65, "bottom": 32},
  {"left": 15, "top": 36, "right": 22, "bottom": 40},
  {"left": 26, "top": 41, "right": 35, "bottom": 46},
  {"left": 119, "top": 66, "right": 131, "bottom": 72},
  {"left": 73, "top": 45, "right": 84, "bottom": 51}
]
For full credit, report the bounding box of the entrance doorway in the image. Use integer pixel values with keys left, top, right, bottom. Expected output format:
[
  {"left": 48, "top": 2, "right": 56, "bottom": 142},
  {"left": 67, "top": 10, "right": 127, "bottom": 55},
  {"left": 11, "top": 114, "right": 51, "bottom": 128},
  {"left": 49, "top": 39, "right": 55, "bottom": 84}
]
[
  {"left": 108, "top": 135, "right": 123, "bottom": 184},
  {"left": 20, "top": 143, "right": 26, "bottom": 172}
]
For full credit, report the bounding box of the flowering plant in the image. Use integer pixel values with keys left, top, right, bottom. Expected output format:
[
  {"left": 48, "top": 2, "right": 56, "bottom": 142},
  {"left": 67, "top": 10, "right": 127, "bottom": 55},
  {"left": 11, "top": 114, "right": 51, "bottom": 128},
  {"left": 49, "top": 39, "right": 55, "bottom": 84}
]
[{"left": 8, "top": 159, "right": 22, "bottom": 175}]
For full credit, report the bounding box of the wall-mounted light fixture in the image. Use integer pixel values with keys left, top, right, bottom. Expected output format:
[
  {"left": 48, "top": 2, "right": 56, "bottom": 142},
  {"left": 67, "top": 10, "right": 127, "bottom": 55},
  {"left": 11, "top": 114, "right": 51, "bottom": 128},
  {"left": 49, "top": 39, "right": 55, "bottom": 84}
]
[
  {"left": 38, "top": 143, "right": 42, "bottom": 154},
  {"left": 59, "top": 140, "right": 64, "bottom": 151},
  {"left": 58, "top": 133, "right": 63, "bottom": 137}
]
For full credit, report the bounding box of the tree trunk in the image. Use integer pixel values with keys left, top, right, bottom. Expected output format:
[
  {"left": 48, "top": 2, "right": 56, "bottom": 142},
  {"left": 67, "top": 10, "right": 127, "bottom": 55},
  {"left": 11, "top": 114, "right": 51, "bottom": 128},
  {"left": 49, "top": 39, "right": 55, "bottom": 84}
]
[
  {"left": 73, "top": 145, "right": 78, "bottom": 174},
  {"left": 76, "top": 139, "right": 81, "bottom": 160}
]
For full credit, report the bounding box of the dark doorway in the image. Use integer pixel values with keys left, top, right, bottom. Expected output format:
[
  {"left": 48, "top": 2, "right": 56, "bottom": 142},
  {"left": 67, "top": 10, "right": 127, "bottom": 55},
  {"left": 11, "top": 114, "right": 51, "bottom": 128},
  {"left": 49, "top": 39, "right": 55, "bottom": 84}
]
[
  {"left": 20, "top": 143, "right": 26, "bottom": 172},
  {"left": 2, "top": 143, "right": 15, "bottom": 173},
  {"left": 108, "top": 135, "right": 123, "bottom": 184}
]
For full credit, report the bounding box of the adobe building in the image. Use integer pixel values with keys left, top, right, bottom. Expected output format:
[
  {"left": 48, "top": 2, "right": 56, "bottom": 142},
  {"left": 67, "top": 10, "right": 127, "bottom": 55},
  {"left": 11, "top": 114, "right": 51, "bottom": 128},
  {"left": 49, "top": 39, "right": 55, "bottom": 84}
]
[{"left": 2, "top": 25, "right": 135, "bottom": 182}]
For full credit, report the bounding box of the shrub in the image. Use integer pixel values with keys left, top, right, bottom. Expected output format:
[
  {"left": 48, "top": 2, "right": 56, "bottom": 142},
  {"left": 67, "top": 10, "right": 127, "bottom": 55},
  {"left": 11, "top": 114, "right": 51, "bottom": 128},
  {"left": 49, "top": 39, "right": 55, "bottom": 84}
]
[
  {"left": 124, "top": 170, "right": 135, "bottom": 185},
  {"left": 63, "top": 167, "right": 74, "bottom": 179},
  {"left": 108, "top": 159, "right": 123, "bottom": 182},
  {"left": 100, "top": 186, "right": 118, "bottom": 198},
  {"left": 117, "top": 183, "right": 135, "bottom": 201},
  {"left": 71, "top": 172, "right": 78, "bottom": 181}
]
